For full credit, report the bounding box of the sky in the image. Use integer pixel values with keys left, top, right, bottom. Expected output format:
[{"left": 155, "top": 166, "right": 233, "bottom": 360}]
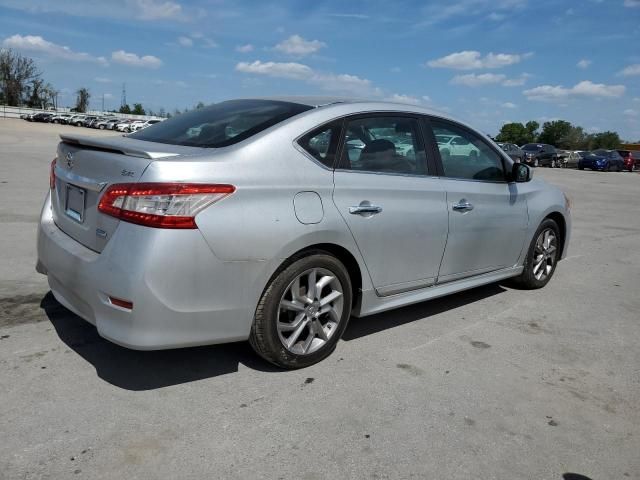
[{"left": 1, "top": 0, "right": 639, "bottom": 140}]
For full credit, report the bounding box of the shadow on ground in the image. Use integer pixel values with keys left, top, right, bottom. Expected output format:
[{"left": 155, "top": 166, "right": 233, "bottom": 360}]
[{"left": 42, "top": 283, "right": 506, "bottom": 391}]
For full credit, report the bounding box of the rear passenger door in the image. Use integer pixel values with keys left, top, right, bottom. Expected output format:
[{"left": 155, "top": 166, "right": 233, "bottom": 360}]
[
  {"left": 426, "top": 118, "right": 528, "bottom": 282},
  {"left": 332, "top": 114, "right": 449, "bottom": 296}
]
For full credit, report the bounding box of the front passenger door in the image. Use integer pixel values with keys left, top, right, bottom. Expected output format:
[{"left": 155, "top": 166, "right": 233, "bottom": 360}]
[{"left": 427, "top": 118, "right": 529, "bottom": 283}]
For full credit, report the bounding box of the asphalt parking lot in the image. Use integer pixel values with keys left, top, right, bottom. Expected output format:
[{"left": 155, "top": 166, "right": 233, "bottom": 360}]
[{"left": 0, "top": 118, "right": 638, "bottom": 480}]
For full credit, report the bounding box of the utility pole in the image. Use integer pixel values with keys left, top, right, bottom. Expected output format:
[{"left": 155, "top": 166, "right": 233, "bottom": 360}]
[
  {"left": 102, "top": 93, "right": 105, "bottom": 112},
  {"left": 121, "top": 83, "right": 126, "bottom": 109}
]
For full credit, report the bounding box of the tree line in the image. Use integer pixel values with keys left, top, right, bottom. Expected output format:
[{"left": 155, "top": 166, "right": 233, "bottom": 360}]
[{"left": 495, "top": 120, "right": 623, "bottom": 150}]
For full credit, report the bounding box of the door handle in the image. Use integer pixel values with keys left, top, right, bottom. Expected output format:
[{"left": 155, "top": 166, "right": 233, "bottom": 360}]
[
  {"left": 452, "top": 200, "right": 474, "bottom": 212},
  {"left": 349, "top": 205, "right": 383, "bottom": 215}
]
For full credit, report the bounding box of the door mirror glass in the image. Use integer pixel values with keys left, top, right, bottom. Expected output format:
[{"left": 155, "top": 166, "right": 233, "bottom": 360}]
[{"left": 512, "top": 162, "right": 531, "bottom": 182}]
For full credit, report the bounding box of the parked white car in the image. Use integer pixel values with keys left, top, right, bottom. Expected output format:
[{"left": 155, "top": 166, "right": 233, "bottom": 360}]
[
  {"left": 436, "top": 134, "right": 480, "bottom": 158},
  {"left": 129, "top": 119, "right": 162, "bottom": 133},
  {"left": 68, "top": 115, "right": 87, "bottom": 127}
]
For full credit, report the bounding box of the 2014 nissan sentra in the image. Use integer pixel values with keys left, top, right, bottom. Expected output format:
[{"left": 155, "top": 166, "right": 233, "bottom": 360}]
[{"left": 37, "top": 97, "right": 571, "bottom": 368}]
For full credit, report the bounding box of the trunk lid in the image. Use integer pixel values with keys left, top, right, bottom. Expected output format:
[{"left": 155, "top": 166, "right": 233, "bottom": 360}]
[{"left": 52, "top": 134, "right": 204, "bottom": 252}]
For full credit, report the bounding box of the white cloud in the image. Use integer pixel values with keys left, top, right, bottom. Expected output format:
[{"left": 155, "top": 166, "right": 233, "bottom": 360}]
[
  {"left": 385, "top": 94, "right": 422, "bottom": 104},
  {"left": 103, "top": 93, "right": 114, "bottom": 99},
  {"left": 274, "top": 35, "right": 326, "bottom": 57},
  {"left": 188, "top": 32, "right": 217, "bottom": 48},
  {"left": 502, "top": 73, "right": 530, "bottom": 86},
  {"left": 501, "top": 102, "right": 517, "bottom": 108},
  {"left": 235, "top": 60, "right": 379, "bottom": 96},
  {"left": 94, "top": 77, "right": 112, "bottom": 83},
  {"left": 524, "top": 80, "right": 626, "bottom": 101},
  {"left": 577, "top": 59, "right": 591, "bottom": 69},
  {"left": 623, "top": 109, "right": 638, "bottom": 116},
  {"left": 236, "top": 44, "right": 254, "bottom": 53},
  {"left": 418, "top": 0, "right": 527, "bottom": 26},
  {"left": 236, "top": 60, "right": 313, "bottom": 80},
  {"left": 2, "top": 34, "right": 108, "bottom": 65},
  {"left": 618, "top": 64, "right": 640, "bottom": 76},
  {"left": 451, "top": 73, "right": 506, "bottom": 86},
  {"left": 111, "top": 50, "right": 162, "bottom": 68},
  {"left": 177, "top": 36, "right": 193, "bottom": 47},
  {"left": 451, "top": 72, "right": 528, "bottom": 87},
  {"left": 130, "top": 0, "right": 186, "bottom": 20},
  {"left": 427, "top": 50, "right": 527, "bottom": 70},
  {"left": 487, "top": 12, "right": 505, "bottom": 21},
  {"left": 624, "top": 0, "right": 640, "bottom": 7}
]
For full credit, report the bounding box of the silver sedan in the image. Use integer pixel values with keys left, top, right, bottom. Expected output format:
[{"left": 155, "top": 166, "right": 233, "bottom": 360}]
[{"left": 37, "top": 97, "right": 571, "bottom": 368}]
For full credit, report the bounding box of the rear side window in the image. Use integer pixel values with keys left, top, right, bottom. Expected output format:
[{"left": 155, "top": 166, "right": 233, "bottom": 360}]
[
  {"left": 129, "top": 99, "right": 312, "bottom": 148},
  {"left": 430, "top": 119, "right": 505, "bottom": 182},
  {"left": 338, "top": 116, "right": 427, "bottom": 175},
  {"left": 297, "top": 120, "right": 342, "bottom": 168}
]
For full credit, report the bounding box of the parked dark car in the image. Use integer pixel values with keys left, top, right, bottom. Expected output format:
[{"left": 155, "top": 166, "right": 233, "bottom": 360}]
[
  {"left": 30, "top": 112, "right": 54, "bottom": 123},
  {"left": 497, "top": 142, "right": 524, "bottom": 162},
  {"left": 521, "top": 143, "right": 559, "bottom": 167},
  {"left": 617, "top": 150, "right": 640, "bottom": 171},
  {"left": 578, "top": 150, "right": 624, "bottom": 171}
]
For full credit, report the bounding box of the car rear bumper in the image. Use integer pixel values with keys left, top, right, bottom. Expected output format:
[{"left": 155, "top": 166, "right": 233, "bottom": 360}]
[{"left": 36, "top": 192, "right": 258, "bottom": 350}]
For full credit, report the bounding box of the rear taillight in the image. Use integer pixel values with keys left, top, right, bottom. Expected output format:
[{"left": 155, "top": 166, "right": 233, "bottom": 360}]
[
  {"left": 50, "top": 158, "right": 56, "bottom": 189},
  {"left": 98, "top": 183, "right": 235, "bottom": 229}
]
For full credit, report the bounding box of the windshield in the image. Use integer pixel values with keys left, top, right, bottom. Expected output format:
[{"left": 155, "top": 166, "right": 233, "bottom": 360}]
[
  {"left": 129, "top": 99, "right": 312, "bottom": 147},
  {"left": 436, "top": 135, "right": 453, "bottom": 144},
  {"left": 522, "top": 144, "right": 542, "bottom": 151}
]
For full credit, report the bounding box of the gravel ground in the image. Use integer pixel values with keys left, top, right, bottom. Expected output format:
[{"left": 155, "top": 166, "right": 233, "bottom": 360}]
[{"left": 1, "top": 118, "right": 638, "bottom": 480}]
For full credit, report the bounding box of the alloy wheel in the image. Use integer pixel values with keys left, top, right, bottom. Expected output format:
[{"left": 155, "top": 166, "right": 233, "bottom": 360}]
[
  {"left": 533, "top": 228, "right": 557, "bottom": 281},
  {"left": 277, "top": 267, "right": 344, "bottom": 355}
]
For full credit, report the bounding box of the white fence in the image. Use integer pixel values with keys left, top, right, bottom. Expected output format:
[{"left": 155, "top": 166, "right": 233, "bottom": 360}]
[{"left": 0, "top": 105, "right": 160, "bottom": 121}]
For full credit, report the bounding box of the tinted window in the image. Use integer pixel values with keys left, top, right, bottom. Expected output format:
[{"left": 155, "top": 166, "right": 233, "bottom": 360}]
[
  {"left": 297, "top": 120, "right": 342, "bottom": 168},
  {"left": 522, "top": 144, "right": 542, "bottom": 151},
  {"left": 431, "top": 119, "right": 505, "bottom": 182},
  {"left": 338, "top": 116, "right": 426, "bottom": 175},
  {"left": 130, "top": 100, "right": 312, "bottom": 148}
]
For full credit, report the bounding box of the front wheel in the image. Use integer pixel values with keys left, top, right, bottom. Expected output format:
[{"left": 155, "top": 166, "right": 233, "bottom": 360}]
[
  {"left": 534, "top": 158, "right": 539, "bottom": 167},
  {"left": 249, "top": 252, "right": 353, "bottom": 369},
  {"left": 512, "top": 219, "right": 561, "bottom": 289}
]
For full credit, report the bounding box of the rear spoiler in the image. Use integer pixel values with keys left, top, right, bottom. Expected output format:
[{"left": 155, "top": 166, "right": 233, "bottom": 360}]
[{"left": 59, "top": 134, "right": 183, "bottom": 160}]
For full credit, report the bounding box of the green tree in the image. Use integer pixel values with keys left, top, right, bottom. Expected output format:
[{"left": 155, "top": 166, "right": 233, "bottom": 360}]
[
  {"left": 589, "top": 131, "right": 621, "bottom": 150},
  {"left": 495, "top": 122, "right": 529, "bottom": 145},
  {"left": 558, "top": 125, "right": 588, "bottom": 150},
  {"left": 0, "top": 49, "right": 42, "bottom": 106},
  {"left": 131, "top": 103, "right": 145, "bottom": 115},
  {"left": 75, "top": 87, "right": 90, "bottom": 112},
  {"left": 119, "top": 104, "right": 131, "bottom": 114},
  {"left": 195, "top": 101, "right": 205, "bottom": 109},
  {"left": 538, "top": 120, "right": 573, "bottom": 146},
  {"left": 525, "top": 121, "right": 539, "bottom": 142}
]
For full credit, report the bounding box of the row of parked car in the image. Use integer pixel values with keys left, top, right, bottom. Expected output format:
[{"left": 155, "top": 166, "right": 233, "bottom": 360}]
[
  {"left": 20, "top": 112, "right": 163, "bottom": 133},
  {"left": 496, "top": 142, "right": 640, "bottom": 172}
]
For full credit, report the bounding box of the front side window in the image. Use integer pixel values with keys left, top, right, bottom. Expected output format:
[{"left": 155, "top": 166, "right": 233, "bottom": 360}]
[
  {"left": 338, "top": 116, "right": 426, "bottom": 175},
  {"left": 129, "top": 99, "right": 312, "bottom": 148},
  {"left": 430, "top": 119, "right": 505, "bottom": 182},
  {"left": 297, "top": 121, "right": 342, "bottom": 168}
]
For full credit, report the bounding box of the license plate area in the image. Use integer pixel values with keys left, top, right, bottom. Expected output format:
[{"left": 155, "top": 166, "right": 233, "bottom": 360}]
[{"left": 65, "top": 184, "right": 86, "bottom": 223}]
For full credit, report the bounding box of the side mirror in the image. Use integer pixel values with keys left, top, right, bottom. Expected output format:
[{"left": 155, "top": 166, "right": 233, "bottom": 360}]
[{"left": 512, "top": 162, "right": 532, "bottom": 182}]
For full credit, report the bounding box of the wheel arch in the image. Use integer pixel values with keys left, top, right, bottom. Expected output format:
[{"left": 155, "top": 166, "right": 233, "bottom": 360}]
[
  {"left": 266, "top": 243, "right": 364, "bottom": 313},
  {"left": 544, "top": 211, "right": 567, "bottom": 258}
]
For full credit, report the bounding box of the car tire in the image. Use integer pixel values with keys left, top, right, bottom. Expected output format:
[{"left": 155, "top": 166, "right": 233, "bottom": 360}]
[
  {"left": 534, "top": 158, "right": 539, "bottom": 168},
  {"left": 99, "top": 125, "right": 105, "bottom": 130},
  {"left": 511, "top": 218, "right": 561, "bottom": 290},
  {"left": 249, "top": 252, "right": 353, "bottom": 369}
]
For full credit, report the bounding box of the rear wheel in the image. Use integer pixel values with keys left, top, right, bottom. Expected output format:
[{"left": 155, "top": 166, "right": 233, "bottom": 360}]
[
  {"left": 249, "top": 252, "right": 353, "bottom": 369},
  {"left": 512, "top": 219, "right": 561, "bottom": 289}
]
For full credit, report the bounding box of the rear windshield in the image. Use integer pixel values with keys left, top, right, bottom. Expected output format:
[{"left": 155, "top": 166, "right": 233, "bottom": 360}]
[
  {"left": 522, "top": 144, "right": 542, "bottom": 151},
  {"left": 129, "top": 99, "right": 312, "bottom": 148}
]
